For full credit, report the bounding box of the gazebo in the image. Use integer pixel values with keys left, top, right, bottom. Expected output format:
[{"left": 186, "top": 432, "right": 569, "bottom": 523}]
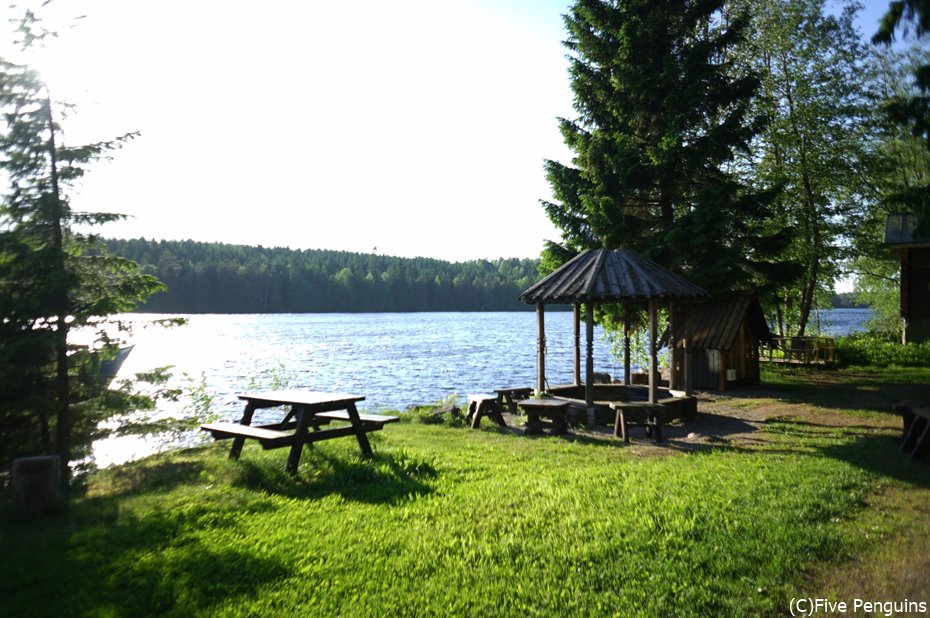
[{"left": 519, "top": 248, "right": 710, "bottom": 407}]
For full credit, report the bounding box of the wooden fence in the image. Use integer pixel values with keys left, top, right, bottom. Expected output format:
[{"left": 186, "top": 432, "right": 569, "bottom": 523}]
[{"left": 760, "top": 336, "right": 835, "bottom": 366}]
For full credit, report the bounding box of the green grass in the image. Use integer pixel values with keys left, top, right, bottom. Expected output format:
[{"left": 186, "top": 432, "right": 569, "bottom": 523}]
[{"left": 2, "top": 369, "right": 929, "bottom": 617}]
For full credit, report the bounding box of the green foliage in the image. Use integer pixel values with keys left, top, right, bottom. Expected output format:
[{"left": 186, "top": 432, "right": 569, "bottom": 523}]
[
  {"left": 734, "top": 0, "right": 873, "bottom": 336},
  {"left": 105, "top": 238, "right": 540, "bottom": 313},
  {"left": 834, "top": 333, "right": 930, "bottom": 367}
]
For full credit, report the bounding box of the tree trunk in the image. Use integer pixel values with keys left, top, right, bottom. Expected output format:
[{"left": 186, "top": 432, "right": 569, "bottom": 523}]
[{"left": 46, "top": 96, "right": 71, "bottom": 485}]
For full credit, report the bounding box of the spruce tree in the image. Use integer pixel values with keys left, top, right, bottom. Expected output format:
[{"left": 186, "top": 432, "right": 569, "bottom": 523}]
[
  {"left": 0, "top": 13, "right": 166, "bottom": 481},
  {"left": 542, "top": 0, "right": 793, "bottom": 294}
]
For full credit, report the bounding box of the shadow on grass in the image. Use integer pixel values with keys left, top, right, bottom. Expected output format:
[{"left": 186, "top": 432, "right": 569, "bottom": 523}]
[
  {"left": 228, "top": 448, "right": 438, "bottom": 504},
  {"left": 730, "top": 367, "right": 930, "bottom": 414},
  {"left": 74, "top": 456, "right": 208, "bottom": 500},
  {"left": 0, "top": 488, "right": 288, "bottom": 616},
  {"left": 818, "top": 434, "right": 930, "bottom": 487}
]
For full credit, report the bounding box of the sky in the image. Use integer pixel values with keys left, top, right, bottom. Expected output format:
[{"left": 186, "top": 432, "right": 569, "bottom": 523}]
[{"left": 0, "top": 0, "right": 899, "bottom": 265}]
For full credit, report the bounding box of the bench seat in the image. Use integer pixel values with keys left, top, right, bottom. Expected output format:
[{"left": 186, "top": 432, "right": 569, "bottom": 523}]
[
  {"left": 315, "top": 411, "right": 399, "bottom": 425},
  {"left": 201, "top": 422, "right": 295, "bottom": 448}
]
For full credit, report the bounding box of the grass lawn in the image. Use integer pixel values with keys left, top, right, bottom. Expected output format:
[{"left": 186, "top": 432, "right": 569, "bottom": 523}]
[{"left": 2, "top": 366, "right": 928, "bottom": 617}]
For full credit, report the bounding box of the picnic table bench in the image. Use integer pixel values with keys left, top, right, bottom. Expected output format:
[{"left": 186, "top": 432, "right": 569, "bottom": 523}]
[{"left": 201, "top": 390, "right": 397, "bottom": 473}]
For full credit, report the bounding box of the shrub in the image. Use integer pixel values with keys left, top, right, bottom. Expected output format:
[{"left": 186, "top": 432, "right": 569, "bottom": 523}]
[{"left": 834, "top": 334, "right": 930, "bottom": 368}]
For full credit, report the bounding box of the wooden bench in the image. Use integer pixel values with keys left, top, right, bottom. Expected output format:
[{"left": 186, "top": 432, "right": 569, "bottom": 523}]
[
  {"left": 315, "top": 411, "right": 399, "bottom": 426},
  {"left": 201, "top": 422, "right": 295, "bottom": 448},
  {"left": 465, "top": 394, "right": 506, "bottom": 429},
  {"left": 494, "top": 387, "right": 533, "bottom": 413},
  {"left": 610, "top": 402, "right": 666, "bottom": 443},
  {"left": 898, "top": 401, "right": 930, "bottom": 460},
  {"left": 519, "top": 398, "right": 569, "bottom": 435}
]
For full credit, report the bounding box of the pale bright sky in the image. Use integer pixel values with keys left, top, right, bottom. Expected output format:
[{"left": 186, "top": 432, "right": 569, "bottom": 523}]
[{"left": 1, "top": 0, "right": 894, "bottom": 265}]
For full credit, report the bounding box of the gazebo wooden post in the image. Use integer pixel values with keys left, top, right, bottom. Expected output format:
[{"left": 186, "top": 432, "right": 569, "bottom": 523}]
[
  {"left": 623, "top": 303, "right": 631, "bottom": 386},
  {"left": 585, "top": 302, "right": 595, "bottom": 423},
  {"left": 648, "top": 299, "right": 658, "bottom": 404},
  {"left": 668, "top": 301, "right": 677, "bottom": 390},
  {"left": 573, "top": 303, "right": 581, "bottom": 386},
  {"left": 683, "top": 337, "right": 693, "bottom": 396},
  {"left": 536, "top": 302, "right": 546, "bottom": 394}
]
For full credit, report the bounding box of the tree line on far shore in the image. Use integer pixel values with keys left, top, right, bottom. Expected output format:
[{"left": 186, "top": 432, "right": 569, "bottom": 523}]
[
  {"left": 104, "top": 238, "right": 541, "bottom": 313},
  {"left": 105, "top": 238, "right": 870, "bottom": 314}
]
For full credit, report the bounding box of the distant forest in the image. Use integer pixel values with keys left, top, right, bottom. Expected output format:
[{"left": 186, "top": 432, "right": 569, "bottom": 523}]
[{"left": 104, "top": 239, "right": 542, "bottom": 313}]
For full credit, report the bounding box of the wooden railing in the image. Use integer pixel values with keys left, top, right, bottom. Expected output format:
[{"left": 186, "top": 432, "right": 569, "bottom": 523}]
[{"left": 760, "top": 336, "right": 835, "bottom": 366}]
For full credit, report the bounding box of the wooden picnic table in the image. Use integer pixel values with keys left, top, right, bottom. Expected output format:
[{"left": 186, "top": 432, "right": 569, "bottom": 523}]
[
  {"left": 201, "top": 390, "right": 397, "bottom": 473},
  {"left": 519, "top": 398, "right": 569, "bottom": 435},
  {"left": 494, "top": 387, "right": 533, "bottom": 413}
]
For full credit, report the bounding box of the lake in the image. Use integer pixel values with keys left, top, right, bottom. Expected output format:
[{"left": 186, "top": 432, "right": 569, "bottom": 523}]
[{"left": 94, "top": 308, "right": 872, "bottom": 466}]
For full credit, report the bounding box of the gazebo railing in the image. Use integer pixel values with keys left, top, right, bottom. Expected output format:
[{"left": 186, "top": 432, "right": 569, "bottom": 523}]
[{"left": 760, "top": 336, "right": 835, "bottom": 366}]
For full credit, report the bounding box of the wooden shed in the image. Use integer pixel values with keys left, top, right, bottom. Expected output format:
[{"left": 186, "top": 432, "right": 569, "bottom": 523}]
[
  {"left": 669, "top": 291, "right": 772, "bottom": 392},
  {"left": 886, "top": 213, "right": 930, "bottom": 343}
]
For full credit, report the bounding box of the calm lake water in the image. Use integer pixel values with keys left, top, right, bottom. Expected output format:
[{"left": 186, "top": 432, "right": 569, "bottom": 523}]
[{"left": 95, "top": 308, "right": 872, "bottom": 466}]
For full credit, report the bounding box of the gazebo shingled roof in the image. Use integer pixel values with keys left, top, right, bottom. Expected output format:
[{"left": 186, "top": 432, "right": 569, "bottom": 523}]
[{"left": 520, "top": 248, "right": 709, "bottom": 304}]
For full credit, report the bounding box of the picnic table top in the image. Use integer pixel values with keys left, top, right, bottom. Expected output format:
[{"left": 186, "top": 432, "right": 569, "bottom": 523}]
[
  {"left": 494, "top": 387, "right": 533, "bottom": 394},
  {"left": 238, "top": 390, "right": 365, "bottom": 407}
]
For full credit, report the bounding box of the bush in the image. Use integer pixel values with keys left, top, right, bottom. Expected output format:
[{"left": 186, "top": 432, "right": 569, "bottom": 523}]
[{"left": 834, "top": 334, "right": 930, "bottom": 368}]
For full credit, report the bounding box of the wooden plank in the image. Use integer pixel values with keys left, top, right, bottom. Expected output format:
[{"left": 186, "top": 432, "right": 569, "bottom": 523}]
[
  {"left": 315, "top": 411, "right": 399, "bottom": 425},
  {"left": 286, "top": 405, "right": 313, "bottom": 472},
  {"left": 229, "top": 402, "right": 257, "bottom": 460},
  {"left": 902, "top": 416, "right": 927, "bottom": 453},
  {"left": 201, "top": 422, "right": 294, "bottom": 449},
  {"left": 909, "top": 418, "right": 930, "bottom": 460},
  {"left": 300, "top": 422, "right": 387, "bottom": 442},
  {"left": 239, "top": 390, "right": 365, "bottom": 411}
]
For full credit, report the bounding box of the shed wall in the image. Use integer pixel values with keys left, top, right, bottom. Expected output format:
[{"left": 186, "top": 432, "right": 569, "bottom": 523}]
[{"left": 672, "top": 320, "right": 763, "bottom": 391}]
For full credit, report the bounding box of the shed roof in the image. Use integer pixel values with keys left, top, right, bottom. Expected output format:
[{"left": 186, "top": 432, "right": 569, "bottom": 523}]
[
  {"left": 675, "top": 291, "right": 772, "bottom": 349},
  {"left": 519, "top": 248, "right": 709, "bottom": 304}
]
